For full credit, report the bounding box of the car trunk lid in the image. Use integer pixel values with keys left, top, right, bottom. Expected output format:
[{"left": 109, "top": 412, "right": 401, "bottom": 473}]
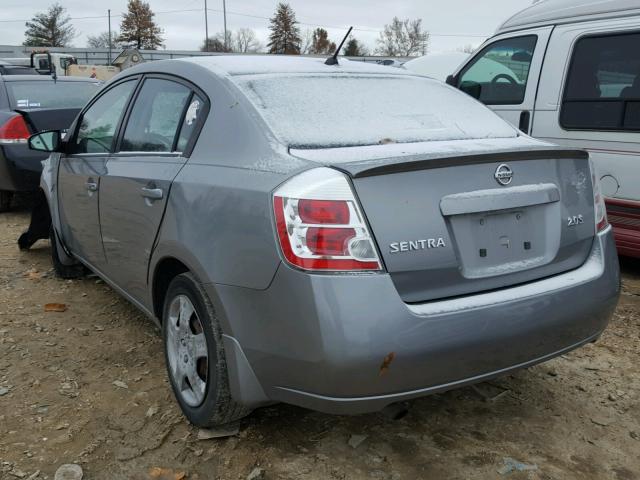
[
  {"left": 291, "top": 139, "right": 595, "bottom": 303},
  {"left": 15, "top": 108, "right": 81, "bottom": 133}
]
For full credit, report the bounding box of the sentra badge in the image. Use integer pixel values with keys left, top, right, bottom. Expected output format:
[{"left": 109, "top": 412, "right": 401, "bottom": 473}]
[{"left": 390, "top": 238, "right": 446, "bottom": 253}]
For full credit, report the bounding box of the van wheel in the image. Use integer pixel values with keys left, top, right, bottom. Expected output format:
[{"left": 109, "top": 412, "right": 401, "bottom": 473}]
[
  {"left": 162, "top": 273, "right": 251, "bottom": 427},
  {"left": 0, "top": 191, "right": 13, "bottom": 212},
  {"left": 50, "top": 227, "right": 84, "bottom": 279}
]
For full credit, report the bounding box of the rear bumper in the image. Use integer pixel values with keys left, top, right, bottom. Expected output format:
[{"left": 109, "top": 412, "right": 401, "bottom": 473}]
[
  {"left": 0, "top": 146, "right": 45, "bottom": 192},
  {"left": 607, "top": 198, "right": 640, "bottom": 259},
  {"left": 210, "top": 228, "right": 620, "bottom": 414}
]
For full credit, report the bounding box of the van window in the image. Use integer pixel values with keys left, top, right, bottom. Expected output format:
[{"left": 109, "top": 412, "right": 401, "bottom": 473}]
[
  {"left": 561, "top": 32, "right": 640, "bottom": 131},
  {"left": 457, "top": 36, "right": 537, "bottom": 105}
]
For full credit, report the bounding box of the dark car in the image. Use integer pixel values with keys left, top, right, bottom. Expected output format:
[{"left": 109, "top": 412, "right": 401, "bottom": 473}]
[
  {"left": 0, "top": 61, "right": 39, "bottom": 76},
  {"left": 0, "top": 75, "right": 101, "bottom": 210}
]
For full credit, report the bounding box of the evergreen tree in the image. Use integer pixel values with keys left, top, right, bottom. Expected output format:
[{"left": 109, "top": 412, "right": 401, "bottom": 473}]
[
  {"left": 344, "top": 38, "right": 367, "bottom": 57},
  {"left": 118, "top": 0, "right": 164, "bottom": 50},
  {"left": 267, "top": 3, "right": 301, "bottom": 54},
  {"left": 201, "top": 32, "right": 232, "bottom": 53},
  {"left": 310, "top": 28, "right": 336, "bottom": 55},
  {"left": 23, "top": 3, "right": 75, "bottom": 47}
]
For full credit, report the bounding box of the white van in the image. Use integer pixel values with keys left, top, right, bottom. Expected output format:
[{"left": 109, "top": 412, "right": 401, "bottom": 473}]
[{"left": 446, "top": 0, "right": 640, "bottom": 258}]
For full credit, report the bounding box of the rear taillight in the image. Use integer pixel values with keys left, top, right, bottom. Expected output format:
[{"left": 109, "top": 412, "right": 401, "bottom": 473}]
[
  {"left": 0, "top": 115, "right": 30, "bottom": 144},
  {"left": 591, "top": 160, "right": 608, "bottom": 232},
  {"left": 273, "top": 168, "right": 382, "bottom": 272}
]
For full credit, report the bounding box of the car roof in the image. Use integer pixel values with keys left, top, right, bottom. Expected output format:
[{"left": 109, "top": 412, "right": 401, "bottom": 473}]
[
  {"left": 177, "top": 55, "right": 413, "bottom": 77},
  {"left": 0, "top": 75, "right": 100, "bottom": 83},
  {"left": 497, "top": 0, "right": 640, "bottom": 33}
]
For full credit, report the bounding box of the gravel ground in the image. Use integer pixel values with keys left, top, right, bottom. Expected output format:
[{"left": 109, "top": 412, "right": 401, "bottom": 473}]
[{"left": 0, "top": 207, "right": 639, "bottom": 480}]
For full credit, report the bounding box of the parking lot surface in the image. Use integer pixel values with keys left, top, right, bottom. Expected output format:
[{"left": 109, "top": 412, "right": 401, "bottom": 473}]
[{"left": 1, "top": 209, "right": 639, "bottom": 480}]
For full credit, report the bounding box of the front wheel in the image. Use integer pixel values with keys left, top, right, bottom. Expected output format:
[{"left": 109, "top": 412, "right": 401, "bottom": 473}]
[{"left": 162, "top": 273, "right": 251, "bottom": 427}]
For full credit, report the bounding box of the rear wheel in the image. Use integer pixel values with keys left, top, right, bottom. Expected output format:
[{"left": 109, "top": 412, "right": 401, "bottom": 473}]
[
  {"left": 162, "top": 273, "right": 251, "bottom": 427},
  {"left": 0, "top": 191, "right": 13, "bottom": 212},
  {"left": 50, "top": 227, "right": 84, "bottom": 279}
]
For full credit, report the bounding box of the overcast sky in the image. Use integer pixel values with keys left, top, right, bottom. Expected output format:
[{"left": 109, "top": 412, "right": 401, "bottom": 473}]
[{"left": 1, "top": 0, "right": 534, "bottom": 53}]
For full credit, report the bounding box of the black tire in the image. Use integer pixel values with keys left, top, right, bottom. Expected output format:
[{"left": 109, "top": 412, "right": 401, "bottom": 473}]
[
  {"left": 162, "top": 272, "right": 251, "bottom": 427},
  {"left": 0, "top": 191, "right": 13, "bottom": 213},
  {"left": 50, "top": 227, "right": 85, "bottom": 279}
]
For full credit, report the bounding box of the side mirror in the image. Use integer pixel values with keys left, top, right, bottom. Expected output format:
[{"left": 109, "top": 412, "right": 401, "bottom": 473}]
[
  {"left": 445, "top": 74, "right": 457, "bottom": 87},
  {"left": 28, "top": 130, "right": 61, "bottom": 153},
  {"left": 460, "top": 82, "right": 482, "bottom": 100}
]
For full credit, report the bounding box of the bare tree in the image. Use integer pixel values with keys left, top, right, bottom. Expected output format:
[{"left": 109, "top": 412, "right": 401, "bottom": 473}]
[
  {"left": 456, "top": 44, "right": 476, "bottom": 54},
  {"left": 376, "top": 17, "right": 429, "bottom": 57},
  {"left": 87, "top": 31, "right": 120, "bottom": 49},
  {"left": 24, "top": 3, "right": 75, "bottom": 47},
  {"left": 234, "top": 28, "right": 262, "bottom": 53},
  {"left": 299, "top": 29, "right": 313, "bottom": 54}
]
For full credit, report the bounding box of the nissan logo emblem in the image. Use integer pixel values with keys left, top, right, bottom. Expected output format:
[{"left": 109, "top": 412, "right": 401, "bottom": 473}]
[{"left": 494, "top": 164, "right": 513, "bottom": 186}]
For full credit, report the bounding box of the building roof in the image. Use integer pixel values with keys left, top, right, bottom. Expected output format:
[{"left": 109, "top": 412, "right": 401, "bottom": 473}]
[
  {"left": 497, "top": 0, "right": 640, "bottom": 33},
  {"left": 178, "top": 55, "right": 411, "bottom": 77}
]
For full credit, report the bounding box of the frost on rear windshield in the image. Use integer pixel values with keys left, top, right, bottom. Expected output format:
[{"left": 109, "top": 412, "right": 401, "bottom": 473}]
[{"left": 235, "top": 74, "right": 517, "bottom": 148}]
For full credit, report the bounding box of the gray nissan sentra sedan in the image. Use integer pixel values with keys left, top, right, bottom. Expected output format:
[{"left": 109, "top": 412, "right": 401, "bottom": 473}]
[{"left": 28, "top": 56, "right": 620, "bottom": 427}]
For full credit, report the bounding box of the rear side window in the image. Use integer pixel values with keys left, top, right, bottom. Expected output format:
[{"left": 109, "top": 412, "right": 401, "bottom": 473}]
[
  {"left": 458, "top": 35, "right": 537, "bottom": 105},
  {"left": 120, "top": 78, "right": 192, "bottom": 153},
  {"left": 72, "top": 80, "right": 137, "bottom": 154},
  {"left": 5, "top": 81, "right": 100, "bottom": 109},
  {"left": 176, "top": 94, "right": 205, "bottom": 152},
  {"left": 561, "top": 32, "right": 640, "bottom": 131}
]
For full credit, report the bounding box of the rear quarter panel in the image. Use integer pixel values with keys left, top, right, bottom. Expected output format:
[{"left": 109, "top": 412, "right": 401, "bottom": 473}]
[{"left": 148, "top": 63, "right": 313, "bottom": 313}]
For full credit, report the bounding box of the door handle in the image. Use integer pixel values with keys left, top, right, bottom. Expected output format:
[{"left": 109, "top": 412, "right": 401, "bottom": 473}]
[
  {"left": 519, "top": 110, "right": 531, "bottom": 134},
  {"left": 85, "top": 180, "right": 98, "bottom": 192},
  {"left": 141, "top": 187, "right": 163, "bottom": 201}
]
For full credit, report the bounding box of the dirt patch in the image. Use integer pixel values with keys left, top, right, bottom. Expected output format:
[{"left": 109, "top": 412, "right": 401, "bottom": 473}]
[{"left": 1, "top": 210, "right": 639, "bottom": 479}]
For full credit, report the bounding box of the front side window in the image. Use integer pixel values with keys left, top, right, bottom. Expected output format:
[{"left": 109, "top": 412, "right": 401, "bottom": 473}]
[
  {"left": 120, "top": 78, "right": 192, "bottom": 153},
  {"left": 561, "top": 32, "right": 640, "bottom": 131},
  {"left": 458, "top": 35, "right": 537, "bottom": 105},
  {"left": 72, "top": 80, "right": 137, "bottom": 154}
]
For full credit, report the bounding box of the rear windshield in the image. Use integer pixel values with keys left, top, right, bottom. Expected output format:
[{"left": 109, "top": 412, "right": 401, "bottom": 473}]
[
  {"left": 5, "top": 81, "right": 100, "bottom": 109},
  {"left": 235, "top": 73, "right": 517, "bottom": 148}
]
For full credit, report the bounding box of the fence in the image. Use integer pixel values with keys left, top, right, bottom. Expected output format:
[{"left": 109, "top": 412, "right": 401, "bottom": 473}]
[{"left": 0, "top": 45, "right": 408, "bottom": 66}]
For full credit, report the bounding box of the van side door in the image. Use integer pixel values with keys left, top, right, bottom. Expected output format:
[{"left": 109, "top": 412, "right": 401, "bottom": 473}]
[
  {"left": 450, "top": 27, "right": 552, "bottom": 134},
  {"left": 532, "top": 21, "right": 640, "bottom": 203}
]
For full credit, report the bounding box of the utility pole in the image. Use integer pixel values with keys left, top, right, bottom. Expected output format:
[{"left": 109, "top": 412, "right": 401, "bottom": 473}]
[
  {"left": 223, "top": 0, "right": 227, "bottom": 50},
  {"left": 204, "top": 0, "right": 209, "bottom": 51},
  {"left": 108, "top": 9, "right": 112, "bottom": 64}
]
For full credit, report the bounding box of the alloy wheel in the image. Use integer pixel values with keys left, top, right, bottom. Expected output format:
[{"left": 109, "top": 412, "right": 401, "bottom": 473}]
[{"left": 165, "top": 294, "right": 209, "bottom": 407}]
